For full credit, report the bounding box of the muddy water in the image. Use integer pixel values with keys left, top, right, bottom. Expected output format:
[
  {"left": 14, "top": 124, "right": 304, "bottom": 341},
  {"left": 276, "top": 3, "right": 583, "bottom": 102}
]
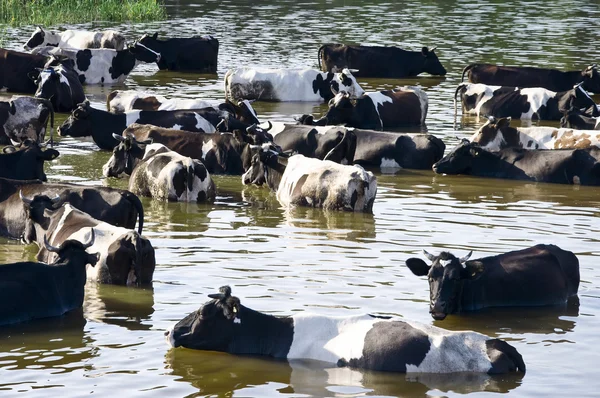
[{"left": 1, "top": 1, "right": 600, "bottom": 397}]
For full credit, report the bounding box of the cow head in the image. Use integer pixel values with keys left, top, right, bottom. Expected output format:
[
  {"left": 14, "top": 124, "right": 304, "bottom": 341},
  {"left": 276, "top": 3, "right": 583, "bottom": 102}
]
[
  {"left": 558, "top": 84, "right": 600, "bottom": 117},
  {"left": 20, "top": 191, "right": 63, "bottom": 244},
  {"left": 32, "top": 64, "right": 82, "bottom": 113},
  {"left": 320, "top": 91, "right": 359, "bottom": 126},
  {"left": 130, "top": 39, "right": 162, "bottom": 64},
  {"left": 560, "top": 107, "right": 598, "bottom": 130},
  {"left": 165, "top": 285, "right": 240, "bottom": 349},
  {"left": 24, "top": 26, "right": 49, "bottom": 51},
  {"left": 103, "top": 134, "right": 151, "bottom": 177},
  {"left": 581, "top": 64, "right": 600, "bottom": 93},
  {"left": 432, "top": 139, "right": 481, "bottom": 175},
  {"left": 421, "top": 47, "right": 447, "bottom": 76},
  {"left": 44, "top": 229, "right": 99, "bottom": 269},
  {"left": 242, "top": 144, "right": 288, "bottom": 190},
  {"left": 470, "top": 117, "right": 517, "bottom": 150},
  {"left": 58, "top": 101, "right": 92, "bottom": 137},
  {"left": 222, "top": 99, "right": 261, "bottom": 125},
  {"left": 2, "top": 96, "right": 54, "bottom": 145},
  {"left": 314, "top": 69, "right": 364, "bottom": 102},
  {"left": 406, "top": 249, "right": 482, "bottom": 320}
]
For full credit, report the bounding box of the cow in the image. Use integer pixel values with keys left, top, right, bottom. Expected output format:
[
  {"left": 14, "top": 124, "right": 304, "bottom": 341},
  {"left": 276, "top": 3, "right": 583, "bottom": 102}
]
[
  {"left": 454, "top": 82, "right": 599, "bottom": 121},
  {"left": 471, "top": 116, "right": 600, "bottom": 150},
  {"left": 0, "top": 177, "right": 144, "bottom": 239},
  {"left": 242, "top": 148, "right": 377, "bottom": 213},
  {"left": 267, "top": 123, "right": 444, "bottom": 169},
  {"left": 31, "top": 42, "right": 161, "bottom": 84},
  {"left": 319, "top": 44, "right": 447, "bottom": 78},
  {"left": 0, "top": 96, "right": 54, "bottom": 145},
  {"left": 21, "top": 195, "right": 156, "bottom": 286},
  {"left": 30, "top": 62, "right": 86, "bottom": 112},
  {"left": 461, "top": 63, "right": 600, "bottom": 93},
  {"left": 0, "top": 141, "right": 59, "bottom": 181},
  {"left": 137, "top": 33, "right": 218, "bottom": 72},
  {"left": 103, "top": 136, "right": 216, "bottom": 203},
  {"left": 122, "top": 123, "right": 274, "bottom": 175},
  {"left": 432, "top": 139, "right": 600, "bottom": 186},
  {"left": 560, "top": 108, "right": 600, "bottom": 130},
  {"left": 24, "top": 26, "right": 126, "bottom": 51},
  {"left": 224, "top": 67, "right": 364, "bottom": 102},
  {"left": 301, "top": 86, "right": 428, "bottom": 129},
  {"left": 58, "top": 101, "right": 250, "bottom": 150},
  {"left": 0, "top": 48, "right": 52, "bottom": 93},
  {"left": 405, "top": 244, "right": 580, "bottom": 320},
  {"left": 0, "top": 231, "right": 99, "bottom": 326},
  {"left": 165, "top": 285, "right": 526, "bottom": 374}
]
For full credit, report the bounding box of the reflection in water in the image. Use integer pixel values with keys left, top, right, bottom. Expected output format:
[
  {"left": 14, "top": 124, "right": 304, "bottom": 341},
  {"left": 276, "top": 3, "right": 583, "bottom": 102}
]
[{"left": 284, "top": 206, "right": 376, "bottom": 241}]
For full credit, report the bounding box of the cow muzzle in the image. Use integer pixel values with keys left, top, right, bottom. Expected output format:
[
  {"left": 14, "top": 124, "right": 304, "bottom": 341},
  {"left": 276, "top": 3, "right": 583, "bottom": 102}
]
[{"left": 430, "top": 311, "right": 447, "bottom": 320}]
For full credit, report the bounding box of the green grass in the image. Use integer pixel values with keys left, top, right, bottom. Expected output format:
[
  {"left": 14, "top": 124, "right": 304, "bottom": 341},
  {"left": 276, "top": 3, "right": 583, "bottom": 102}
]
[{"left": 0, "top": 0, "right": 166, "bottom": 27}]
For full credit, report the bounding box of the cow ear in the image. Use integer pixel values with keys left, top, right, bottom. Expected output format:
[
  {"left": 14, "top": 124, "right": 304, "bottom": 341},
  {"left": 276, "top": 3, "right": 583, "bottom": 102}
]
[
  {"left": 496, "top": 117, "right": 512, "bottom": 129},
  {"left": 152, "top": 32, "right": 158, "bottom": 40},
  {"left": 461, "top": 260, "right": 485, "bottom": 279},
  {"left": 421, "top": 47, "right": 429, "bottom": 56},
  {"left": 406, "top": 258, "right": 430, "bottom": 277}
]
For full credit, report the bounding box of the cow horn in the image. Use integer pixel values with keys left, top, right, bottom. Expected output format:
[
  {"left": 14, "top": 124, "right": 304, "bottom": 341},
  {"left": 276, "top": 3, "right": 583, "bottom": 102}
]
[
  {"left": 330, "top": 84, "right": 339, "bottom": 96},
  {"left": 112, "top": 133, "right": 126, "bottom": 142},
  {"left": 263, "top": 121, "right": 272, "bottom": 131},
  {"left": 44, "top": 234, "right": 61, "bottom": 253},
  {"left": 430, "top": 46, "right": 438, "bottom": 52},
  {"left": 19, "top": 190, "right": 33, "bottom": 205},
  {"left": 208, "top": 285, "right": 232, "bottom": 300},
  {"left": 82, "top": 228, "right": 96, "bottom": 249},
  {"left": 422, "top": 250, "right": 436, "bottom": 261},
  {"left": 216, "top": 119, "right": 226, "bottom": 131},
  {"left": 459, "top": 251, "right": 473, "bottom": 263}
]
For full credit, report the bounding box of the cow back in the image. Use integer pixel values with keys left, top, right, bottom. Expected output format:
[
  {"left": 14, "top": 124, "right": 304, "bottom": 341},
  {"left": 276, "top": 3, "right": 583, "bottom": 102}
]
[{"left": 0, "top": 49, "right": 49, "bottom": 93}]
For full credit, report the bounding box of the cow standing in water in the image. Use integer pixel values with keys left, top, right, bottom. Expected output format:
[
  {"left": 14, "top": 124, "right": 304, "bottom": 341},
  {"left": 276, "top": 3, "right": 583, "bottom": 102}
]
[{"left": 24, "top": 27, "right": 126, "bottom": 50}]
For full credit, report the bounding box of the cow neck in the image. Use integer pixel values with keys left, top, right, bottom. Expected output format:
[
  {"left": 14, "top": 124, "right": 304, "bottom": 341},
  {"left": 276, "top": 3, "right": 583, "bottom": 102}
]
[
  {"left": 227, "top": 305, "right": 294, "bottom": 358},
  {"left": 265, "top": 158, "right": 287, "bottom": 191},
  {"left": 90, "top": 108, "right": 126, "bottom": 149}
]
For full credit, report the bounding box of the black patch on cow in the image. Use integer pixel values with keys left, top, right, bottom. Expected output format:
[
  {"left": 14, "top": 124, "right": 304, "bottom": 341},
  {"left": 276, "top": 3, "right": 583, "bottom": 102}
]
[
  {"left": 27, "top": 31, "right": 45, "bottom": 49},
  {"left": 485, "top": 339, "right": 526, "bottom": 374},
  {"left": 339, "top": 321, "right": 430, "bottom": 372},
  {"left": 350, "top": 190, "right": 358, "bottom": 209},
  {"left": 76, "top": 50, "right": 92, "bottom": 72},
  {"left": 331, "top": 80, "right": 340, "bottom": 93},
  {"left": 194, "top": 162, "right": 207, "bottom": 181},
  {"left": 197, "top": 190, "right": 206, "bottom": 202},
  {"left": 78, "top": 74, "right": 86, "bottom": 84},
  {"left": 312, "top": 72, "right": 336, "bottom": 101},
  {"left": 109, "top": 51, "right": 136, "bottom": 80},
  {"left": 101, "top": 77, "right": 105, "bottom": 83},
  {"left": 172, "top": 165, "right": 187, "bottom": 198}
]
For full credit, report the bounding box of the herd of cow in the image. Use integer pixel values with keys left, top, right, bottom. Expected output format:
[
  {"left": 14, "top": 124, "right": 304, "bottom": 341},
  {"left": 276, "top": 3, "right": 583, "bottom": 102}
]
[{"left": 0, "top": 26, "right": 594, "bottom": 376}]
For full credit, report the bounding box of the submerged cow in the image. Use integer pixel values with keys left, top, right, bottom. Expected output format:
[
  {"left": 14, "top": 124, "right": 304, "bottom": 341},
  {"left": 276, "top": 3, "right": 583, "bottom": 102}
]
[
  {"left": 302, "top": 86, "right": 428, "bottom": 129},
  {"left": 461, "top": 63, "right": 600, "bottom": 93},
  {"left": 137, "top": 33, "right": 219, "bottom": 72},
  {"left": 24, "top": 27, "right": 126, "bottom": 51},
  {"left": 21, "top": 195, "right": 155, "bottom": 286},
  {"left": 471, "top": 116, "right": 600, "bottom": 150},
  {"left": 0, "top": 96, "right": 54, "bottom": 145},
  {"left": 31, "top": 62, "right": 86, "bottom": 112},
  {"left": 432, "top": 139, "right": 600, "bottom": 186},
  {"left": 406, "top": 244, "right": 580, "bottom": 320},
  {"left": 103, "top": 135, "right": 216, "bottom": 202},
  {"left": 224, "top": 67, "right": 364, "bottom": 102},
  {"left": 32, "top": 43, "right": 161, "bottom": 84},
  {"left": 243, "top": 147, "right": 377, "bottom": 213},
  {"left": 0, "top": 231, "right": 99, "bottom": 326},
  {"left": 165, "top": 286, "right": 525, "bottom": 374},
  {"left": 319, "top": 44, "right": 446, "bottom": 78},
  {"left": 0, "top": 141, "right": 59, "bottom": 181},
  {"left": 454, "top": 82, "right": 599, "bottom": 121}
]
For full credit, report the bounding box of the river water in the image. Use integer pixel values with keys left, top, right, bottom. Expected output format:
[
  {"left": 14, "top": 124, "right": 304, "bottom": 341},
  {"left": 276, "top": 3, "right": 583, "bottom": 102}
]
[{"left": 1, "top": 1, "right": 600, "bottom": 397}]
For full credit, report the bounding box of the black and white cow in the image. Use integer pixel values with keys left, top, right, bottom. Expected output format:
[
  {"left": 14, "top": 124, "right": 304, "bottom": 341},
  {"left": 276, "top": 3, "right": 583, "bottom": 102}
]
[
  {"left": 24, "top": 27, "right": 126, "bottom": 51},
  {"left": 319, "top": 44, "right": 447, "bottom": 78},
  {"left": 471, "top": 116, "right": 600, "bottom": 150},
  {"left": 461, "top": 63, "right": 600, "bottom": 93},
  {"left": 0, "top": 177, "right": 144, "bottom": 238},
  {"left": 31, "top": 42, "right": 161, "bottom": 84},
  {"left": 0, "top": 231, "right": 99, "bottom": 326},
  {"left": 0, "top": 96, "right": 54, "bottom": 145},
  {"left": 21, "top": 194, "right": 155, "bottom": 286},
  {"left": 0, "top": 141, "right": 59, "bottom": 181},
  {"left": 243, "top": 148, "right": 377, "bottom": 212},
  {"left": 103, "top": 135, "right": 216, "bottom": 203},
  {"left": 560, "top": 108, "right": 600, "bottom": 130},
  {"left": 406, "top": 244, "right": 580, "bottom": 320},
  {"left": 454, "top": 82, "right": 599, "bottom": 121},
  {"left": 432, "top": 139, "right": 600, "bottom": 186},
  {"left": 0, "top": 48, "right": 52, "bottom": 93},
  {"left": 302, "top": 86, "right": 428, "bottom": 129},
  {"left": 31, "top": 62, "right": 86, "bottom": 112},
  {"left": 58, "top": 101, "right": 249, "bottom": 150},
  {"left": 165, "top": 286, "right": 526, "bottom": 374},
  {"left": 224, "top": 67, "right": 364, "bottom": 102},
  {"left": 137, "top": 33, "right": 218, "bottom": 72}
]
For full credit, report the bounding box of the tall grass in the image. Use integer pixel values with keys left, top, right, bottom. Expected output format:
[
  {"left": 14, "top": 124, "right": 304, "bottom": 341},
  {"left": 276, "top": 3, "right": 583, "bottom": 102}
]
[{"left": 0, "top": 0, "right": 166, "bottom": 27}]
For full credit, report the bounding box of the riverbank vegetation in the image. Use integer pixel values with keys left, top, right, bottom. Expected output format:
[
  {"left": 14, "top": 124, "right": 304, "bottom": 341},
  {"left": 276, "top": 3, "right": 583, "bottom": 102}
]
[{"left": 0, "top": 0, "right": 166, "bottom": 26}]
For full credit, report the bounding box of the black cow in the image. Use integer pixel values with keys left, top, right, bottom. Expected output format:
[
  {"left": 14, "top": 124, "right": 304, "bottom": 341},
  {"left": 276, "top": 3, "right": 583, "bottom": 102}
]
[
  {"left": 319, "top": 44, "right": 446, "bottom": 78},
  {"left": 137, "top": 33, "right": 218, "bottom": 72},
  {"left": 406, "top": 244, "right": 580, "bottom": 320},
  {"left": 432, "top": 139, "right": 600, "bottom": 186},
  {"left": 0, "top": 178, "right": 143, "bottom": 239},
  {"left": 0, "top": 48, "right": 51, "bottom": 93},
  {"left": 462, "top": 64, "right": 600, "bottom": 93},
  {"left": 165, "top": 286, "right": 525, "bottom": 374},
  {"left": 560, "top": 108, "right": 599, "bottom": 130},
  {"left": 30, "top": 62, "right": 86, "bottom": 112},
  {"left": 0, "top": 232, "right": 99, "bottom": 326},
  {"left": 0, "top": 141, "right": 59, "bottom": 181},
  {"left": 455, "top": 82, "right": 599, "bottom": 121},
  {"left": 302, "top": 86, "right": 428, "bottom": 130},
  {"left": 58, "top": 101, "right": 251, "bottom": 150},
  {"left": 0, "top": 96, "right": 54, "bottom": 145}
]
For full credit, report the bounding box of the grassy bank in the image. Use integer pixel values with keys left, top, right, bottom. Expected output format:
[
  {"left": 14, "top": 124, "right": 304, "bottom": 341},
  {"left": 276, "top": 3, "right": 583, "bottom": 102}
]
[{"left": 0, "top": 0, "right": 166, "bottom": 27}]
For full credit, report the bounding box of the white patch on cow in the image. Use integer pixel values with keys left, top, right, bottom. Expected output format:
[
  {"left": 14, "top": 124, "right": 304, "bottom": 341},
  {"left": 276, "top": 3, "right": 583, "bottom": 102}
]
[
  {"left": 519, "top": 87, "right": 554, "bottom": 119},
  {"left": 125, "top": 110, "right": 142, "bottom": 127},
  {"left": 165, "top": 325, "right": 176, "bottom": 347},
  {"left": 288, "top": 314, "right": 378, "bottom": 363},
  {"left": 461, "top": 83, "right": 503, "bottom": 115},
  {"left": 158, "top": 98, "right": 214, "bottom": 111},
  {"left": 240, "top": 100, "right": 259, "bottom": 121},
  {"left": 276, "top": 155, "right": 377, "bottom": 212},
  {"left": 195, "top": 114, "right": 216, "bottom": 133},
  {"left": 403, "top": 320, "right": 493, "bottom": 373},
  {"left": 26, "top": 28, "right": 125, "bottom": 50},
  {"left": 440, "top": 259, "right": 452, "bottom": 267},
  {"left": 573, "top": 175, "right": 581, "bottom": 184},
  {"left": 201, "top": 139, "right": 214, "bottom": 160},
  {"left": 366, "top": 92, "right": 393, "bottom": 127},
  {"left": 107, "top": 90, "right": 167, "bottom": 113},
  {"left": 234, "top": 317, "right": 241, "bottom": 324},
  {"left": 171, "top": 124, "right": 184, "bottom": 131},
  {"left": 380, "top": 157, "right": 401, "bottom": 168}
]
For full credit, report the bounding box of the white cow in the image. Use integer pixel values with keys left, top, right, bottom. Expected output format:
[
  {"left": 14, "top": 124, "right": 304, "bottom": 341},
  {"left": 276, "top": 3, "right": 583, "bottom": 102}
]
[
  {"left": 106, "top": 90, "right": 215, "bottom": 113},
  {"left": 24, "top": 27, "right": 126, "bottom": 51}
]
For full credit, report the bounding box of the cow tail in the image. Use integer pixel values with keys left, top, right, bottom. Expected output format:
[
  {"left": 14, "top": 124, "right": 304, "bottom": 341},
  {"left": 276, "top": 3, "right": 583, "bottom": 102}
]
[
  {"left": 125, "top": 191, "right": 144, "bottom": 234},
  {"left": 461, "top": 64, "right": 476, "bottom": 82},
  {"left": 317, "top": 44, "right": 326, "bottom": 71},
  {"left": 454, "top": 83, "right": 466, "bottom": 119}
]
